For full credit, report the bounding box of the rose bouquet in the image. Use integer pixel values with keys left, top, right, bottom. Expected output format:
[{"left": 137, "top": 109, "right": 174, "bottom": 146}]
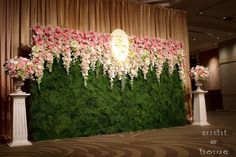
[
  {"left": 4, "top": 56, "right": 35, "bottom": 81},
  {"left": 189, "top": 65, "right": 209, "bottom": 82}
]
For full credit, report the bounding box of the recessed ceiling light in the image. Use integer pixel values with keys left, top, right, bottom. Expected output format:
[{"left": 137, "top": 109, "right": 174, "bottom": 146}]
[
  {"left": 193, "top": 38, "right": 196, "bottom": 40},
  {"left": 207, "top": 33, "right": 214, "bottom": 36},
  {"left": 216, "top": 37, "right": 220, "bottom": 40},
  {"left": 198, "top": 12, "right": 203, "bottom": 15},
  {"left": 222, "top": 16, "right": 234, "bottom": 21}
]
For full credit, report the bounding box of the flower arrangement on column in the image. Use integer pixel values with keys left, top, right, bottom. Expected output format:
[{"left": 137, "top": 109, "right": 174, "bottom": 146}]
[
  {"left": 189, "top": 65, "right": 209, "bottom": 90},
  {"left": 4, "top": 57, "right": 33, "bottom": 147}
]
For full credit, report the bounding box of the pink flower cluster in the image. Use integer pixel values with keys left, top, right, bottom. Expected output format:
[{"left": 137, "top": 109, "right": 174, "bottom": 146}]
[
  {"left": 30, "top": 24, "right": 186, "bottom": 86},
  {"left": 4, "top": 57, "right": 34, "bottom": 80},
  {"left": 189, "top": 65, "right": 209, "bottom": 82},
  {"left": 129, "top": 36, "right": 185, "bottom": 81}
]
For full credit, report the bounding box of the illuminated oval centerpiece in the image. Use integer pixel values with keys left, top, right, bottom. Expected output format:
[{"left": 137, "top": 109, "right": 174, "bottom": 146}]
[{"left": 111, "top": 29, "right": 129, "bottom": 62}]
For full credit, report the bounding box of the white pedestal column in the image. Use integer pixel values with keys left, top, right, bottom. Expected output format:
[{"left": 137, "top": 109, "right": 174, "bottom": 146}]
[
  {"left": 8, "top": 93, "right": 32, "bottom": 147},
  {"left": 192, "top": 88, "right": 210, "bottom": 126}
]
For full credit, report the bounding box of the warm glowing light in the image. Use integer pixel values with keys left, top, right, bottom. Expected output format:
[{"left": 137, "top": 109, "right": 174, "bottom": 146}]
[{"left": 111, "top": 29, "right": 129, "bottom": 62}]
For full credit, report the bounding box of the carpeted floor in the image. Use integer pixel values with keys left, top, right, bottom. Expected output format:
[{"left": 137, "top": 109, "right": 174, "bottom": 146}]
[{"left": 0, "top": 111, "right": 235, "bottom": 157}]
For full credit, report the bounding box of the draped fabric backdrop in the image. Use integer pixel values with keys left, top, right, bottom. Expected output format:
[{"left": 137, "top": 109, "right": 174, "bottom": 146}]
[{"left": 0, "top": 0, "right": 191, "bottom": 139}]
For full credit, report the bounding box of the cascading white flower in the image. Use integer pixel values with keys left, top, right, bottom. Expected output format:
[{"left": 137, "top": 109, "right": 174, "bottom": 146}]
[{"left": 30, "top": 25, "right": 186, "bottom": 88}]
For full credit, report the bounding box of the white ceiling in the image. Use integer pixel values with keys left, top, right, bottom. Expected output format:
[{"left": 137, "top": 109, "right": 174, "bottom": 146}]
[{"left": 133, "top": 0, "right": 236, "bottom": 53}]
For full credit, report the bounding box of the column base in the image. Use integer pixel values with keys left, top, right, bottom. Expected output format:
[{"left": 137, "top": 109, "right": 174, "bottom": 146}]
[
  {"left": 8, "top": 140, "right": 32, "bottom": 147},
  {"left": 192, "top": 121, "right": 210, "bottom": 126}
]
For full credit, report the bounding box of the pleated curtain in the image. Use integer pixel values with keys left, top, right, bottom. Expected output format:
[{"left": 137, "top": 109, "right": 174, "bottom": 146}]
[{"left": 0, "top": 0, "right": 191, "bottom": 138}]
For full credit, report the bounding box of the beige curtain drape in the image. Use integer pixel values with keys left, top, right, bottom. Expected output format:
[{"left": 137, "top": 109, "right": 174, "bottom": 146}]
[{"left": 0, "top": 0, "right": 191, "bottom": 139}]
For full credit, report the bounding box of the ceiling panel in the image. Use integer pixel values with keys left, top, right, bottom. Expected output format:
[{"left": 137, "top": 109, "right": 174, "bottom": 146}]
[{"left": 132, "top": 0, "right": 236, "bottom": 53}]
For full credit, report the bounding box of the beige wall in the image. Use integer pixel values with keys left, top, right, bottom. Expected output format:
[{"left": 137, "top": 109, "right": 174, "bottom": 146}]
[
  {"left": 199, "top": 49, "right": 221, "bottom": 91},
  {"left": 219, "top": 39, "right": 236, "bottom": 111},
  {"left": 198, "top": 49, "right": 223, "bottom": 110}
]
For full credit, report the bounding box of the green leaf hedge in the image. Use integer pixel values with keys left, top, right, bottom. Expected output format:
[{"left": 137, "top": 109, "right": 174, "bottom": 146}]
[{"left": 30, "top": 60, "right": 185, "bottom": 140}]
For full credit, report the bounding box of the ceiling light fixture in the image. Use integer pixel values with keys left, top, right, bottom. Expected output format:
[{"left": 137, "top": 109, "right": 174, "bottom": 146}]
[
  {"left": 222, "top": 16, "right": 234, "bottom": 21},
  {"left": 198, "top": 12, "right": 203, "bottom": 15},
  {"left": 216, "top": 37, "right": 220, "bottom": 40},
  {"left": 193, "top": 38, "right": 196, "bottom": 41},
  {"left": 207, "top": 33, "right": 214, "bottom": 36}
]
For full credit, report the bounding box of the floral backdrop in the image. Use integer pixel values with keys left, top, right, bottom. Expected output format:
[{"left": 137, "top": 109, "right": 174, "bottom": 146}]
[
  {"left": 27, "top": 24, "right": 187, "bottom": 140},
  {"left": 29, "top": 24, "right": 185, "bottom": 88}
]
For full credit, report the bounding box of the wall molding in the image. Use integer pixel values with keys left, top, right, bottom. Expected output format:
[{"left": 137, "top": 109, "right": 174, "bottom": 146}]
[
  {"left": 221, "top": 90, "right": 236, "bottom": 95},
  {"left": 219, "top": 56, "right": 236, "bottom": 65}
]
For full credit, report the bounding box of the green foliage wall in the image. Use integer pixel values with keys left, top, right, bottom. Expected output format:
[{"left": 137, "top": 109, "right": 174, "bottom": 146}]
[{"left": 30, "top": 60, "right": 185, "bottom": 140}]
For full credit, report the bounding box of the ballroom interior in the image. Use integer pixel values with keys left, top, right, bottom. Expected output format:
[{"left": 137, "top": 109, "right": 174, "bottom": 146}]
[{"left": 0, "top": 0, "right": 235, "bottom": 157}]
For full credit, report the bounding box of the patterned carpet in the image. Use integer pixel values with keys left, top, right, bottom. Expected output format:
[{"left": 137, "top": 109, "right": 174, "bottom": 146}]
[{"left": 0, "top": 111, "right": 235, "bottom": 157}]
